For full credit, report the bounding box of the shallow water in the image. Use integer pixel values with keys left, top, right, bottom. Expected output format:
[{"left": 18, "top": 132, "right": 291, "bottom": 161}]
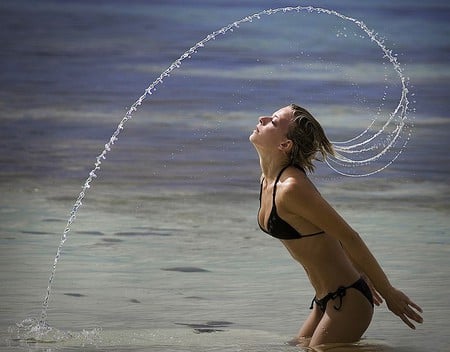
[
  {"left": 2, "top": 181, "right": 449, "bottom": 351},
  {"left": 1, "top": 0, "right": 449, "bottom": 351}
]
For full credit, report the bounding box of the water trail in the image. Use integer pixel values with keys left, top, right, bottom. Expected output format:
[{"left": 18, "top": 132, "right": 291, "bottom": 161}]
[{"left": 33, "top": 5, "right": 410, "bottom": 332}]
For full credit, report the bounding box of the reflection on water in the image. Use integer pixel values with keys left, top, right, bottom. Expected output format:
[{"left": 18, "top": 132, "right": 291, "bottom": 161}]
[{"left": 7, "top": 321, "right": 401, "bottom": 352}]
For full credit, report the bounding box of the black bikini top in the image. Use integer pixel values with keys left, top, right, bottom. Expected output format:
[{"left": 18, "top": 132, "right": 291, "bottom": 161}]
[{"left": 258, "top": 165, "right": 325, "bottom": 240}]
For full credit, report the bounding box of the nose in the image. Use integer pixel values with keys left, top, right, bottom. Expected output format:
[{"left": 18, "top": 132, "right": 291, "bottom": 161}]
[{"left": 258, "top": 116, "right": 272, "bottom": 125}]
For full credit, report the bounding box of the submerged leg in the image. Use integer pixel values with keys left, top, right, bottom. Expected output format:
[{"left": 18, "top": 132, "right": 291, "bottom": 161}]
[{"left": 289, "top": 302, "right": 323, "bottom": 347}]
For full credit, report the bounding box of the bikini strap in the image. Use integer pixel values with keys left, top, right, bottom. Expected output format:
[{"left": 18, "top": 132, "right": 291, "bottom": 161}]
[
  {"left": 331, "top": 286, "right": 347, "bottom": 310},
  {"left": 272, "top": 166, "right": 289, "bottom": 200},
  {"left": 302, "top": 230, "right": 325, "bottom": 238},
  {"left": 331, "top": 280, "right": 365, "bottom": 311},
  {"left": 258, "top": 178, "right": 264, "bottom": 203},
  {"left": 272, "top": 164, "right": 305, "bottom": 205}
]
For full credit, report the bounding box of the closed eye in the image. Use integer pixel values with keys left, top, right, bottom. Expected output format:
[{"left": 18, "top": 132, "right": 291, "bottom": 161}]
[{"left": 272, "top": 114, "right": 280, "bottom": 126}]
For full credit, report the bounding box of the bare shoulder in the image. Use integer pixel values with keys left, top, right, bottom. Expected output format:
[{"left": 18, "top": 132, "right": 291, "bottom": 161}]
[
  {"left": 276, "top": 167, "right": 323, "bottom": 214},
  {"left": 277, "top": 166, "right": 320, "bottom": 199},
  {"left": 277, "top": 167, "right": 354, "bottom": 236}
]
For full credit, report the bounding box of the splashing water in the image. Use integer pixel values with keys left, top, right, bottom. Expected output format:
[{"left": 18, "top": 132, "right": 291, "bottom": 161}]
[
  {"left": 8, "top": 318, "right": 102, "bottom": 347},
  {"left": 24, "top": 5, "right": 411, "bottom": 337},
  {"left": 325, "top": 21, "right": 412, "bottom": 177}
]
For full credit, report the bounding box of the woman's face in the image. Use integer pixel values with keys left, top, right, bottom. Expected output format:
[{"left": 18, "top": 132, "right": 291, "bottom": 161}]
[{"left": 249, "top": 106, "right": 293, "bottom": 148}]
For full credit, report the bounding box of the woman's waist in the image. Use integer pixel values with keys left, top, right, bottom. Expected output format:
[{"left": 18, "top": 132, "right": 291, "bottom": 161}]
[{"left": 303, "top": 259, "right": 361, "bottom": 298}]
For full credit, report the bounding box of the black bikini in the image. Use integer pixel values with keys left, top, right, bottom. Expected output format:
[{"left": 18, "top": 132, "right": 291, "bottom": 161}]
[
  {"left": 257, "top": 165, "right": 325, "bottom": 240},
  {"left": 257, "top": 164, "right": 374, "bottom": 311},
  {"left": 310, "top": 277, "right": 374, "bottom": 313}
]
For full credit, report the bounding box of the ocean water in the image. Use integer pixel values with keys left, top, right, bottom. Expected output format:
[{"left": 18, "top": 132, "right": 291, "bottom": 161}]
[{"left": 0, "top": 0, "right": 449, "bottom": 351}]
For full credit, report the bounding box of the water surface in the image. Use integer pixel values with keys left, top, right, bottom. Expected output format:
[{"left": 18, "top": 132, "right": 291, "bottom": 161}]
[{"left": 0, "top": 0, "right": 449, "bottom": 351}]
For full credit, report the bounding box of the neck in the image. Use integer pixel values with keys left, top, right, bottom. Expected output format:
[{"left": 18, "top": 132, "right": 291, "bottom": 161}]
[{"left": 257, "top": 150, "right": 290, "bottom": 182}]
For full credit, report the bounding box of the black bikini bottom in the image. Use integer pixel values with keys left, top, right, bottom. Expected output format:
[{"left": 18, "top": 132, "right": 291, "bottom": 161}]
[{"left": 310, "top": 277, "right": 374, "bottom": 313}]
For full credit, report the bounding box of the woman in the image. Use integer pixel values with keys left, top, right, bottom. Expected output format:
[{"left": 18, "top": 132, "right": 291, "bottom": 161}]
[{"left": 249, "top": 104, "right": 423, "bottom": 347}]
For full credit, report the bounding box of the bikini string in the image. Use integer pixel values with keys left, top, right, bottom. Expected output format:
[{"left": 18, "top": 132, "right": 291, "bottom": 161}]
[
  {"left": 310, "top": 286, "right": 348, "bottom": 311},
  {"left": 331, "top": 286, "right": 347, "bottom": 310}
]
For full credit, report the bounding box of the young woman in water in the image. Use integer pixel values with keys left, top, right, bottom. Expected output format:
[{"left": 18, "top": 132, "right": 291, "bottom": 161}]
[{"left": 249, "top": 104, "right": 423, "bottom": 348}]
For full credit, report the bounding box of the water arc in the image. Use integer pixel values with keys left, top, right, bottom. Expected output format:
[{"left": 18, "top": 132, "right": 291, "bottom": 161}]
[{"left": 35, "top": 5, "right": 411, "bottom": 330}]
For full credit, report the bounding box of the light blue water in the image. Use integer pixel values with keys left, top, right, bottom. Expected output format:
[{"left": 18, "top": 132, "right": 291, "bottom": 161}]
[{"left": 0, "top": 0, "right": 449, "bottom": 351}]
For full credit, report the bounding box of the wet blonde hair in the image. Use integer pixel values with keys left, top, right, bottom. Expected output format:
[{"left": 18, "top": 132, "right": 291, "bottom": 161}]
[{"left": 286, "top": 104, "right": 335, "bottom": 173}]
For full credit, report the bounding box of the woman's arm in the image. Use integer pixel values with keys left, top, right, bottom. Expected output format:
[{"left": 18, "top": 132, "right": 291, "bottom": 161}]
[
  {"left": 341, "top": 246, "right": 383, "bottom": 306},
  {"left": 282, "top": 177, "right": 423, "bottom": 328},
  {"left": 338, "top": 233, "right": 423, "bottom": 329}
]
